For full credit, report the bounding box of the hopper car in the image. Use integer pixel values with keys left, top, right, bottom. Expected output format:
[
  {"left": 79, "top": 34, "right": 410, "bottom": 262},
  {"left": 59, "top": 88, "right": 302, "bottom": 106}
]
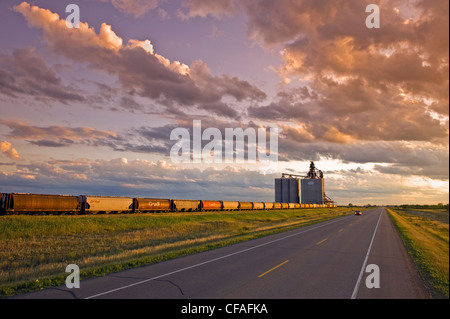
[
  {"left": 221, "top": 201, "right": 239, "bottom": 211},
  {"left": 79, "top": 196, "right": 133, "bottom": 214},
  {"left": 238, "top": 202, "right": 253, "bottom": 210},
  {"left": 0, "top": 193, "right": 79, "bottom": 215},
  {"left": 252, "top": 202, "right": 264, "bottom": 210},
  {"left": 200, "top": 200, "right": 222, "bottom": 211},
  {"left": 171, "top": 199, "right": 201, "bottom": 212},
  {"left": 0, "top": 192, "right": 337, "bottom": 215},
  {"left": 273, "top": 203, "right": 282, "bottom": 209},
  {"left": 133, "top": 198, "right": 171, "bottom": 213}
]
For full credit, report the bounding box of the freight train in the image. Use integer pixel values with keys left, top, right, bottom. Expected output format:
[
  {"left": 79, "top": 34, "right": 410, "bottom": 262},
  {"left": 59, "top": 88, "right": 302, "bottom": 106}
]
[{"left": 0, "top": 193, "right": 337, "bottom": 215}]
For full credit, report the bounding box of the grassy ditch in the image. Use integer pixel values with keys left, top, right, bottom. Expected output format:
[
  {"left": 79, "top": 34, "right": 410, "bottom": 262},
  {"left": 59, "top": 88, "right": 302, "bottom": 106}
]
[
  {"left": 387, "top": 208, "right": 449, "bottom": 298},
  {"left": 0, "top": 207, "right": 359, "bottom": 297}
]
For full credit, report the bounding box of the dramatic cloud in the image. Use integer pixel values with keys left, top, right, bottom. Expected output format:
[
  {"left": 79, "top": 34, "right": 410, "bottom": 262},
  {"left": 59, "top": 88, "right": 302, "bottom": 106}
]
[
  {"left": 242, "top": 0, "right": 449, "bottom": 160},
  {"left": 180, "top": 0, "right": 449, "bottom": 142},
  {"left": 0, "top": 141, "right": 22, "bottom": 161},
  {"left": 12, "top": 2, "right": 265, "bottom": 119},
  {"left": 0, "top": 119, "right": 121, "bottom": 149},
  {"left": 0, "top": 47, "right": 84, "bottom": 103}
]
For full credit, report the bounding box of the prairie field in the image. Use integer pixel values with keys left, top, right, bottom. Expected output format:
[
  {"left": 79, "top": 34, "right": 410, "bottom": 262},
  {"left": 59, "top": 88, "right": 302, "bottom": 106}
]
[
  {"left": 387, "top": 208, "right": 449, "bottom": 298},
  {"left": 0, "top": 207, "right": 357, "bottom": 297}
]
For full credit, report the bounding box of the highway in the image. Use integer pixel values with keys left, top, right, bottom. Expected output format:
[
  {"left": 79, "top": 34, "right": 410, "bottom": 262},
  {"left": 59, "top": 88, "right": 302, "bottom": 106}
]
[{"left": 14, "top": 208, "right": 428, "bottom": 299}]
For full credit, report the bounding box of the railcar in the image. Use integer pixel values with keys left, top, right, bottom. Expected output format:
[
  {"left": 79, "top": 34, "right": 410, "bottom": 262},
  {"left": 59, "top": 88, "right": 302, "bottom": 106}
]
[
  {"left": 273, "top": 202, "right": 282, "bottom": 209},
  {"left": 171, "top": 199, "right": 200, "bottom": 212},
  {"left": 79, "top": 196, "right": 133, "bottom": 214},
  {"left": 252, "top": 202, "right": 264, "bottom": 210},
  {"left": 200, "top": 200, "right": 222, "bottom": 211},
  {"left": 133, "top": 198, "right": 170, "bottom": 213},
  {"left": 281, "top": 203, "right": 289, "bottom": 209},
  {"left": 238, "top": 202, "right": 253, "bottom": 210},
  {"left": 263, "top": 202, "right": 274, "bottom": 209},
  {"left": 1, "top": 193, "right": 79, "bottom": 215},
  {"left": 221, "top": 201, "right": 239, "bottom": 211}
]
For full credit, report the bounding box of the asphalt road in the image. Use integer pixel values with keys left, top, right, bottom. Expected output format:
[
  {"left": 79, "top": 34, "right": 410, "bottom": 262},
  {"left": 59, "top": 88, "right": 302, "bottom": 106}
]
[{"left": 14, "top": 207, "right": 428, "bottom": 299}]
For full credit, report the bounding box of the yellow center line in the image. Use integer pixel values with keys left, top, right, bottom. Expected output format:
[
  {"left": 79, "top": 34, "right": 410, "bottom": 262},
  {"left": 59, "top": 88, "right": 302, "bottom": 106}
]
[
  {"left": 258, "top": 260, "right": 289, "bottom": 278},
  {"left": 338, "top": 228, "right": 344, "bottom": 232},
  {"left": 316, "top": 238, "right": 328, "bottom": 245}
]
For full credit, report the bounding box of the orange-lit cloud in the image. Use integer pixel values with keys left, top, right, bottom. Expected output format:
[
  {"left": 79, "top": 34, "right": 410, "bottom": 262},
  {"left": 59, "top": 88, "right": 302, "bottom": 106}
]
[
  {"left": 176, "top": 0, "right": 449, "bottom": 151},
  {"left": 0, "top": 119, "right": 120, "bottom": 149},
  {"left": 13, "top": 2, "right": 123, "bottom": 51},
  {"left": 242, "top": 0, "right": 448, "bottom": 150},
  {"left": 12, "top": 2, "right": 265, "bottom": 119},
  {"left": 0, "top": 141, "right": 22, "bottom": 161},
  {"left": 1, "top": 119, "right": 116, "bottom": 138}
]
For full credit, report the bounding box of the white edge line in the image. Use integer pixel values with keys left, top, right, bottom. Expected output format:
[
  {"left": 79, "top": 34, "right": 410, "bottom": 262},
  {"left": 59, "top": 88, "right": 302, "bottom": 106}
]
[
  {"left": 350, "top": 208, "right": 383, "bottom": 299},
  {"left": 84, "top": 215, "right": 352, "bottom": 299}
]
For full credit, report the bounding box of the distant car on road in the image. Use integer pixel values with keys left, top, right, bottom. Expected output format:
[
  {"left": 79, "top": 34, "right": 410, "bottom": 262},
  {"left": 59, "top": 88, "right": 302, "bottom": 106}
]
[{"left": 354, "top": 210, "right": 362, "bottom": 215}]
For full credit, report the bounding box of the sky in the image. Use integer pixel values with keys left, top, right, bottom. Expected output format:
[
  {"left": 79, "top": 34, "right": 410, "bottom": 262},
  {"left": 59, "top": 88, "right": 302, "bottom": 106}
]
[{"left": 0, "top": 0, "right": 448, "bottom": 206}]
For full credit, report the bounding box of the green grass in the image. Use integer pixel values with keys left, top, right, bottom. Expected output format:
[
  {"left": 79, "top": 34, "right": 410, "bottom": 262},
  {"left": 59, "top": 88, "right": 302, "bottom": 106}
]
[
  {"left": 387, "top": 208, "right": 449, "bottom": 298},
  {"left": 0, "top": 207, "right": 359, "bottom": 297}
]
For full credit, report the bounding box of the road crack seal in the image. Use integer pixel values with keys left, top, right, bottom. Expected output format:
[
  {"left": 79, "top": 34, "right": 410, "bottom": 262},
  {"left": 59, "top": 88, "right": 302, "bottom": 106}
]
[{"left": 154, "top": 279, "right": 184, "bottom": 295}]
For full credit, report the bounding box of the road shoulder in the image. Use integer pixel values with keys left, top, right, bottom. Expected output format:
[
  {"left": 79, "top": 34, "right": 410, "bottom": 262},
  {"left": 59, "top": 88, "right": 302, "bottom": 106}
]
[{"left": 357, "top": 209, "right": 429, "bottom": 299}]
